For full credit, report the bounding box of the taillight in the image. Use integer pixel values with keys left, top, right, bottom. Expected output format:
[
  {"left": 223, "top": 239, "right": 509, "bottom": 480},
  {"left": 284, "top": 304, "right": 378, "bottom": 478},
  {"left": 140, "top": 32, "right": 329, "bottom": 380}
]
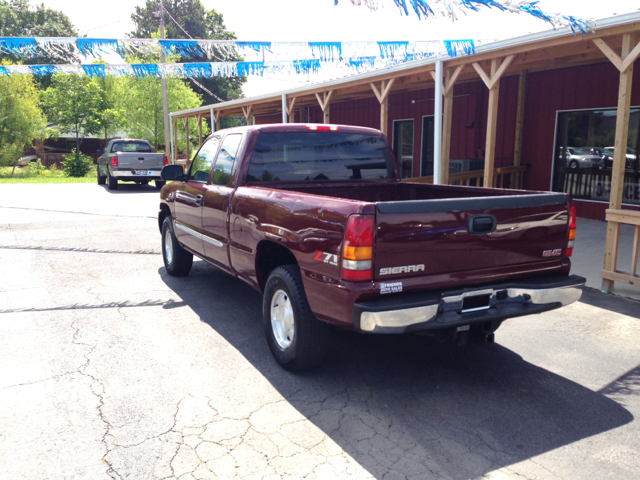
[
  {"left": 565, "top": 204, "right": 576, "bottom": 257},
  {"left": 341, "top": 215, "right": 374, "bottom": 281},
  {"left": 163, "top": 155, "right": 169, "bottom": 165},
  {"left": 111, "top": 156, "right": 118, "bottom": 167},
  {"left": 307, "top": 125, "right": 339, "bottom": 131}
]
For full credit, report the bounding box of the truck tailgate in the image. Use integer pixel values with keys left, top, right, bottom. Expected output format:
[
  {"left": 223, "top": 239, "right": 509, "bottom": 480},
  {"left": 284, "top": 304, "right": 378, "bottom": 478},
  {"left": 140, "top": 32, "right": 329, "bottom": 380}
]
[
  {"left": 115, "top": 153, "right": 164, "bottom": 169},
  {"left": 374, "top": 193, "right": 570, "bottom": 280}
]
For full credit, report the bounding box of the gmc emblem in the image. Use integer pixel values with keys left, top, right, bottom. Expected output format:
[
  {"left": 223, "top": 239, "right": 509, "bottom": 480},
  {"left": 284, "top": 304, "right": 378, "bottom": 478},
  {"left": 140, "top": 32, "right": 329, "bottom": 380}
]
[{"left": 543, "top": 249, "right": 563, "bottom": 257}]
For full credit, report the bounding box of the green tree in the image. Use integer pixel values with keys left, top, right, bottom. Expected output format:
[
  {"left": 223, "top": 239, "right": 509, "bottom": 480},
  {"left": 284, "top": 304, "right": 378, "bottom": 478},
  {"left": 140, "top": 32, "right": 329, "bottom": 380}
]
[
  {"left": 94, "top": 74, "right": 125, "bottom": 148},
  {"left": 41, "top": 74, "right": 103, "bottom": 154},
  {"left": 0, "top": 61, "right": 47, "bottom": 172},
  {"left": 130, "top": 0, "right": 245, "bottom": 105},
  {"left": 117, "top": 74, "right": 207, "bottom": 152},
  {"left": 0, "top": 0, "right": 77, "bottom": 64}
]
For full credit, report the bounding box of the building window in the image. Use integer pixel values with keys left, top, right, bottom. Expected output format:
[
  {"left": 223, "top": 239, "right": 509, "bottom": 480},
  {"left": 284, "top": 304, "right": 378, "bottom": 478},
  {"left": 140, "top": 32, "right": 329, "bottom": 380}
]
[
  {"left": 421, "top": 116, "right": 434, "bottom": 176},
  {"left": 552, "top": 108, "right": 640, "bottom": 206},
  {"left": 393, "top": 119, "right": 414, "bottom": 179}
]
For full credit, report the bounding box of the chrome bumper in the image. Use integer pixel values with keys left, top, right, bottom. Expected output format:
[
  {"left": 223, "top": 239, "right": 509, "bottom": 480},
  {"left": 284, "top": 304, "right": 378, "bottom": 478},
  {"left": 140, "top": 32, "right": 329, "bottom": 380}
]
[
  {"left": 111, "top": 169, "right": 162, "bottom": 179},
  {"left": 355, "top": 275, "right": 586, "bottom": 334}
]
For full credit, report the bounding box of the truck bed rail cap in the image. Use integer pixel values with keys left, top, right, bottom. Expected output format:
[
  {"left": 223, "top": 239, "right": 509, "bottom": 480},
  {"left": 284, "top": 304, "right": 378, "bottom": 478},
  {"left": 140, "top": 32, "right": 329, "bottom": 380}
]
[{"left": 377, "top": 193, "right": 568, "bottom": 214}]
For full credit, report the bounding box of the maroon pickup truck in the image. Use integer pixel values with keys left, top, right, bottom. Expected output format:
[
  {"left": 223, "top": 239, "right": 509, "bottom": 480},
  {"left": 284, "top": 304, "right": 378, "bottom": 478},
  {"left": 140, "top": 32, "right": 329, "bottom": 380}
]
[{"left": 158, "top": 123, "right": 585, "bottom": 371}]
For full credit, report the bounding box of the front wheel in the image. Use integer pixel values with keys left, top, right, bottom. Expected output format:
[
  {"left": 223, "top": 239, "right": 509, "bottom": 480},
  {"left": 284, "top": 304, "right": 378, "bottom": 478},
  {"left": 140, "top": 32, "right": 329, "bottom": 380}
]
[
  {"left": 263, "top": 265, "right": 328, "bottom": 371},
  {"left": 569, "top": 160, "right": 579, "bottom": 169},
  {"left": 161, "top": 216, "right": 193, "bottom": 276}
]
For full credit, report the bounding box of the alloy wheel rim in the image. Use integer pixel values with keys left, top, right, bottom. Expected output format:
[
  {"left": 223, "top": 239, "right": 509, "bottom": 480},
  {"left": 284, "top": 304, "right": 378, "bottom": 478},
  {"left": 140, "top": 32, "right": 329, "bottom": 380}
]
[
  {"left": 164, "top": 228, "right": 173, "bottom": 265},
  {"left": 270, "top": 289, "right": 295, "bottom": 350}
]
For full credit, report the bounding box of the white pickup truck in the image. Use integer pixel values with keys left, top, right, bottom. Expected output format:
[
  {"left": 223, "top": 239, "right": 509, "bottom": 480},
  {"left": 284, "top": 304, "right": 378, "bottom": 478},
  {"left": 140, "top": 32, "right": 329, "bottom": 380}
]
[{"left": 97, "top": 139, "right": 168, "bottom": 190}]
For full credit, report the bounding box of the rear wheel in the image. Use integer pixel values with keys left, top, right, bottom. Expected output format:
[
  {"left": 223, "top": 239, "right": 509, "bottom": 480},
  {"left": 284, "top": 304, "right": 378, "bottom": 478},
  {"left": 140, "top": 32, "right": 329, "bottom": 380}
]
[
  {"left": 97, "top": 166, "right": 106, "bottom": 185},
  {"left": 155, "top": 180, "right": 166, "bottom": 190},
  {"left": 107, "top": 171, "right": 118, "bottom": 190},
  {"left": 161, "top": 216, "right": 193, "bottom": 276},
  {"left": 263, "top": 265, "right": 328, "bottom": 371}
]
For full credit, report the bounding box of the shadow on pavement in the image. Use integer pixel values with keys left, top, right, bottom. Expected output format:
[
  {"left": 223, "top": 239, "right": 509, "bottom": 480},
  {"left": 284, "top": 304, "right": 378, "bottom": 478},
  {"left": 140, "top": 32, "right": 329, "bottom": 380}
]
[
  {"left": 580, "top": 287, "right": 640, "bottom": 318},
  {"left": 100, "top": 182, "right": 162, "bottom": 194},
  {"left": 160, "top": 261, "right": 633, "bottom": 479}
]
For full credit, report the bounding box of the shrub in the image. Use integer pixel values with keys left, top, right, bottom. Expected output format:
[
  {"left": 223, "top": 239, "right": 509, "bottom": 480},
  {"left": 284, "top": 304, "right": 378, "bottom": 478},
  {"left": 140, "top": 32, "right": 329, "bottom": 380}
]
[
  {"left": 26, "top": 159, "right": 46, "bottom": 175},
  {"left": 62, "top": 150, "right": 93, "bottom": 177}
]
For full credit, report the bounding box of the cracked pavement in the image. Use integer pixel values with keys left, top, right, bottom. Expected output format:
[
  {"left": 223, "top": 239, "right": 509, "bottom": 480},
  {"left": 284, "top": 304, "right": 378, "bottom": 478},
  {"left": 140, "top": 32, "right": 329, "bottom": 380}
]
[{"left": 1, "top": 183, "right": 640, "bottom": 479}]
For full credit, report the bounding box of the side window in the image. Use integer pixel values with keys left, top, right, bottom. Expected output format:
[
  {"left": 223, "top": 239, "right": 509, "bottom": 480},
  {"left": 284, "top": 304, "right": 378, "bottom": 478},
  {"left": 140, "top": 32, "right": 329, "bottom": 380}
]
[
  {"left": 189, "top": 136, "right": 220, "bottom": 182},
  {"left": 212, "top": 134, "right": 242, "bottom": 186}
]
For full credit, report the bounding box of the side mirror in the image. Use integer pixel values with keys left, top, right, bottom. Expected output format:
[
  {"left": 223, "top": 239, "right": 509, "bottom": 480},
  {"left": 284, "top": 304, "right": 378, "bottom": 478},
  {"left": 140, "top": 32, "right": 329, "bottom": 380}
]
[
  {"left": 161, "top": 164, "right": 186, "bottom": 181},
  {"left": 96, "top": 150, "right": 103, "bottom": 155}
]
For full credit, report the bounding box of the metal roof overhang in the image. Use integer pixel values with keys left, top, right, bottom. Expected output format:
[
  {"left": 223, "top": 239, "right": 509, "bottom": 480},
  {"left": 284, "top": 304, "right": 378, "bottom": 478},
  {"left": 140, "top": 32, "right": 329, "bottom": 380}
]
[{"left": 170, "top": 11, "right": 640, "bottom": 120}]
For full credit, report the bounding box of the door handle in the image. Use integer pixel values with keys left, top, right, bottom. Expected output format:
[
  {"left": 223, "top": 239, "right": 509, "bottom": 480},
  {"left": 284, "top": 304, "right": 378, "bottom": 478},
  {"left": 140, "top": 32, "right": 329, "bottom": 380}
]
[{"left": 195, "top": 194, "right": 203, "bottom": 206}]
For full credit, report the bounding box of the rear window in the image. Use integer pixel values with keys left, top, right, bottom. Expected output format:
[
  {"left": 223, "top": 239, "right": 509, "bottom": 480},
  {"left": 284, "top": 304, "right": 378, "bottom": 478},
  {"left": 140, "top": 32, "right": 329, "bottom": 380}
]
[
  {"left": 111, "top": 142, "right": 152, "bottom": 153},
  {"left": 246, "top": 132, "right": 396, "bottom": 182}
]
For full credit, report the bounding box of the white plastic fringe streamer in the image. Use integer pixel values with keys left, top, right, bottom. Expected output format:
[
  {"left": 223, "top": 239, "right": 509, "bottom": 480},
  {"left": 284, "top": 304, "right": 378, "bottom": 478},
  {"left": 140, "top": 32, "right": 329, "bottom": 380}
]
[
  {"left": 335, "top": 0, "right": 596, "bottom": 33},
  {"left": 0, "top": 36, "right": 483, "bottom": 61}
]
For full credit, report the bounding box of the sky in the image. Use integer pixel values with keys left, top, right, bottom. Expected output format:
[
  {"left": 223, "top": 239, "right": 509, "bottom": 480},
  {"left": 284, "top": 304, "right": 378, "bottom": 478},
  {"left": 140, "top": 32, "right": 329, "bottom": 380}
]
[{"left": 38, "top": 0, "right": 640, "bottom": 98}]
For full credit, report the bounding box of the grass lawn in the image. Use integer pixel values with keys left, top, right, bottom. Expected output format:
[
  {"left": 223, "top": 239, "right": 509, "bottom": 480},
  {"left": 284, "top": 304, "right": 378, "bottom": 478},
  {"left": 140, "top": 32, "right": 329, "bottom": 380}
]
[{"left": 0, "top": 166, "right": 97, "bottom": 184}]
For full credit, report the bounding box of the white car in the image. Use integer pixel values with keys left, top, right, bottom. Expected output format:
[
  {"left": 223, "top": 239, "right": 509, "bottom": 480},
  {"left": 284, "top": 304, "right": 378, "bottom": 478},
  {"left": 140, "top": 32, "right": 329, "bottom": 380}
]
[
  {"left": 559, "top": 147, "right": 603, "bottom": 169},
  {"left": 17, "top": 155, "right": 38, "bottom": 166}
]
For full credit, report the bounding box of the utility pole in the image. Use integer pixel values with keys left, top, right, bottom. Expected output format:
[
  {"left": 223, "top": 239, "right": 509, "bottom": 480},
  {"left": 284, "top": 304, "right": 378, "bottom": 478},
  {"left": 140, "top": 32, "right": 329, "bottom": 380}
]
[{"left": 155, "top": 4, "right": 171, "bottom": 162}]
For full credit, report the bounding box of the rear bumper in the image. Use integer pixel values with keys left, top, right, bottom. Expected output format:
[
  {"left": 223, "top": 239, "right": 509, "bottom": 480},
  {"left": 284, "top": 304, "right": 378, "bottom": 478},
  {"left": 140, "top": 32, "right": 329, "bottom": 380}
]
[
  {"left": 352, "top": 275, "right": 586, "bottom": 334},
  {"left": 111, "top": 169, "right": 162, "bottom": 180}
]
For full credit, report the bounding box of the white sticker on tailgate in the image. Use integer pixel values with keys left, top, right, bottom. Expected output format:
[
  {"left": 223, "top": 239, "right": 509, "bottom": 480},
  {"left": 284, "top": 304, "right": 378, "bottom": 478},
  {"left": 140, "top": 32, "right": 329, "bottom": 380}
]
[{"left": 380, "top": 282, "right": 403, "bottom": 294}]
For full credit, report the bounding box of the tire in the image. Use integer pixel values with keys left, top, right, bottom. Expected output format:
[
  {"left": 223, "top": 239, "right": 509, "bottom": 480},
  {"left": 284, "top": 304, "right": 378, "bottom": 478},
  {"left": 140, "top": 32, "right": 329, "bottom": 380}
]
[
  {"left": 263, "top": 265, "right": 328, "bottom": 371},
  {"left": 161, "top": 216, "right": 193, "bottom": 276},
  {"left": 155, "top": 180, "right": 166, "bottom": 190},
  {"left": 140, "top": 180, "right": 149, "bottom": 185},
  {"left": 569, "top": 160, "right": 579, "bottom": 169},
  {"left": 97, "top": 166, "right": 106, "bottom": 185},
  {"left": 107, "top": 171, "right": 118, "bottom": 190}
]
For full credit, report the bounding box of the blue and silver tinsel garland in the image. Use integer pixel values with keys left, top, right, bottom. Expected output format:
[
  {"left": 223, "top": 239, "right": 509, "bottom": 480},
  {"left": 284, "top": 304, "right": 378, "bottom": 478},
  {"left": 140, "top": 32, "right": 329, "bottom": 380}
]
[
  {"left": 335, "top": 0, "right": 596, "bottom": 34},
  {"left": 0, "top": 59, "right": 389, "bottom": 79},
  {"left": 0, "top": 37, "right": 478, "bottom": 62}
]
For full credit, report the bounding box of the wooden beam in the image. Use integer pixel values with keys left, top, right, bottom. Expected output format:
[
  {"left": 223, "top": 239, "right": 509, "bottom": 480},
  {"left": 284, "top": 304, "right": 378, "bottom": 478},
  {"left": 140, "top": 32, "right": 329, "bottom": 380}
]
[
  {"left": 314, "top": 90, "right": 333, "bottom": 112},
  {"left": 172, "top": 117, "right": 178, "bottom": 165},
  {"left": 593, "top": 38, "right": 624, "bottom": 71},
  {"left": 602, "top": 34, "right": 635, "bottom": 292},
  {"left": 473, "top": 55, "right": 515, "bottom": 90},
  {"left": 513, "top": 71, "right": 527, "bottom": 189},
  {"left": 483, "top": 58, "right": 501, "bottom": 188},
  {"left": 370, "top": 79, "right": 396, "bottom": 136},
  {"left": 241, "top": 105, "right": 253, "bottom": 122},
  {"left": 287, "top": 97, "right": 297, "bottom": 121},
  {"left": 196, "top": 115, "right": 203, "bottom": 147},
  {"left": 183, "top": 117, "right": 190, "bottom": 161},
  {"left": 444, "top": 65, "right": 464, "bottom": 97},
  {"left": 594, "top": 34, "right": 640, "bottom": 73}
]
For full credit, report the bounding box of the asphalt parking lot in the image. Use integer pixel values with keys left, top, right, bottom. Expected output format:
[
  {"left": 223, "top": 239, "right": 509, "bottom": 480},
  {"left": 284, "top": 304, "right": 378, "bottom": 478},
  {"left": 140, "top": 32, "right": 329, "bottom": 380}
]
[{"left": 1, "top": 182, "right": 639, "bottom": 480}]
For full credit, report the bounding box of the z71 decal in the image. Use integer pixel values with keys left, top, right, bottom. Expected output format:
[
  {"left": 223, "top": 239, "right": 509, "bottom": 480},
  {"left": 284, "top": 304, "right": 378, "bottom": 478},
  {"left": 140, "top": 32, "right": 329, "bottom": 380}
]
[{"left": 315, "top": 250, "right": 338, "bottom": 266}]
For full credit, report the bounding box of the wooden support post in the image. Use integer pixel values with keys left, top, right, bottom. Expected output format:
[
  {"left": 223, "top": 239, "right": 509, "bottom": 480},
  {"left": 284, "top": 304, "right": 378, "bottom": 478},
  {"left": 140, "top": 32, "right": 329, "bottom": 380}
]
[
  {"left": 172, "top": 117, "right": 178, "bottom": 164},
  {"left": 242, "top": 105, "right": 253, "bottom": 125},
  {"left": 599, "top": 33, "right": 640, "bottom": 292},
  {"left": 197, "top": 115, "right": 203, "bottom": 148},
  {"left": 183, "top": 117, "right": 190, "bottom": 161},
  {"left": 287, "top": 97, "right": 297, "bottom": 124},
  {"left": 370, "top": 79, "right": 396, "bottom": 137},
  {"left": 473, "top": 55, "right": 515, "bottom": 188},
  {"left": 513, "top": 71, "right": 527, "bottom": 189},
  {"left": 214, "top": 111, "right": 221, "bottom": 132},
  {"left": 315, "top": 90, "right": 333, "bottom": 124}
]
